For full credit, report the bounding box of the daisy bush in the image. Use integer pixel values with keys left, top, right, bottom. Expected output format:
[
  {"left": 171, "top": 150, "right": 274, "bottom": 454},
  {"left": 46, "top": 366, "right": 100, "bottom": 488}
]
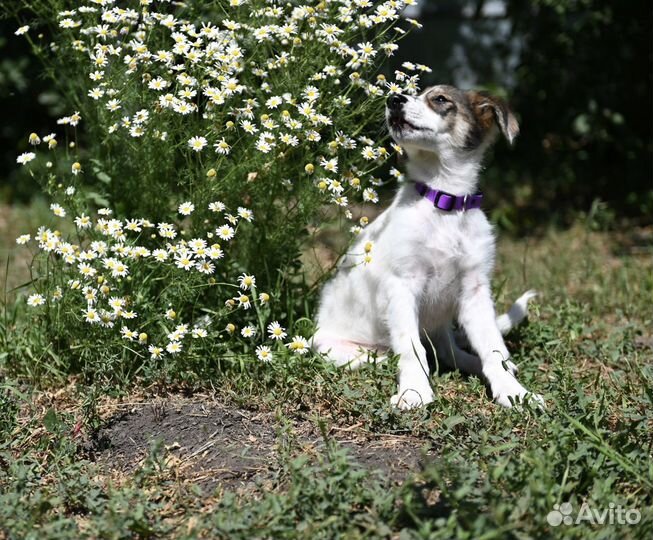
[{"left": 9, "top": 0, "right": 429, "bottom": 378}]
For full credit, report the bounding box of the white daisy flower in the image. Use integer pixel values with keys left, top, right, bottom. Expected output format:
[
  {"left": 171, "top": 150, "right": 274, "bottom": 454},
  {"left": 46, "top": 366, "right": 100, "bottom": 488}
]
[
  {"left": 120, "top": 326, "right": 137, "bottom": 341},
  {"left": 166, "top": 341, "right": 183, "bottom": 354},
  {"left": 188, "top": 136, "right": 207, "bottom": 152},
  {"left": 214, "top": 138, "right": 231, "bottom": 155},
  {"left": 256, "top": 345, "right": 273, "bottom": 362},
  {"left": 267, "top": 321, "right": 287, "bottom": 341},
  {"left": 152, "top": 249, "right": 168, "bottom": 262},
  {"left": 235, "top": 294, "right": 251, "bottom": 309},
  {"left": 363, "top": 188, "right": 379, "bottom": 203},
  {"left": 209, "top": 201, "right": 226, "bottom": 213},
  {"left": 17, "top": 152, "right": 36, "bottom": 165},
  {"left": 238, "top": 273, "right": 256, "bottom": 290},
  {"left": 208, "top": 245, "right": 224, "bottom": 260},
  {"left": 178, "top": 201, "right": 195, "bottom": 215},
  {"left": 216, "top": 225, "right": 235, "bottom": 241},
  {"left": 237, "top": 207, "right": 254, "bottom": 222},
  {"left": 149, "top": 345, "right": 164, "bottom": 359},
  {"left": 191, "top": 327, "right": 208, "bottom": 338},
  {"left": 75, "top": 214, "right": 92, "bottom": 229},
  {"left": 175, "top": 253, "right": 194, "bottom": 270},
  {"left": 241, "top": 325, "right": 257, "bottom": 338},
  {"left": 27, "top": 294, "right": 45, "bottom": 307},
  {"left": 50, "top": 204, "right": 66, "bottom": 217},
  {"left": 83, "top": 307, "right": 99, "bottom": 324},
  {"left": 196, "top": 260, "right": 215, "bottom": 274},
  {"left": 286, "top": 336, "right": 310, "bottom": 355}
]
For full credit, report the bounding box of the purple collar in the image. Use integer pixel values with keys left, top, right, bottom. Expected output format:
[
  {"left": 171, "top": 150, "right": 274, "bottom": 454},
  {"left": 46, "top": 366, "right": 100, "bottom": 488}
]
[{"left": 414, "top": 182, "right": 483, "bottom": 212}]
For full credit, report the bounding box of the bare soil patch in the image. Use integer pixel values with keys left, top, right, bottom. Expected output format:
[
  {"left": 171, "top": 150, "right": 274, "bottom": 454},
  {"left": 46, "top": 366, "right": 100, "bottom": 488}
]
[{"left": 95, "top": 396, "right": 432, "bottom": 493}]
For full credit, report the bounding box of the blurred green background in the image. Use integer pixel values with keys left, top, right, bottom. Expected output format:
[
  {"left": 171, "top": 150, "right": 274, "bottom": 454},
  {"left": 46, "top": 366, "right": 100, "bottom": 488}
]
[{"left": 1, "top": 0, "right": 651, "bottom": 231}]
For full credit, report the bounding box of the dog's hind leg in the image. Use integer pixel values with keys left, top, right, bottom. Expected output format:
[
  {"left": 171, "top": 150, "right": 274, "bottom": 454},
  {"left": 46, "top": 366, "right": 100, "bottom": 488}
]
[
  {"left": 433, "top": 329, "right": 518, "bottom": 377},
  {"left": 311, "top": 332, "right": 386, "bottom": 369}
]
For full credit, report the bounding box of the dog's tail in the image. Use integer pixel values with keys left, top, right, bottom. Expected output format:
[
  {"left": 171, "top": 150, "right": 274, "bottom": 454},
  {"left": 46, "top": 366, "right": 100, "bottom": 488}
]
[{"left": 496, "top": 289, "right": 538, "bottom": 335}]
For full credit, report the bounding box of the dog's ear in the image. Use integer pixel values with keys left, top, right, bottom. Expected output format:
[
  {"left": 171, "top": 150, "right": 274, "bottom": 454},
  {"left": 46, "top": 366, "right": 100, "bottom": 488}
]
[
  {"left": 469, "top": 91, "right": 520, "bottom": 145},
  {"left": 487, "top": 95, "right": 519, "bottom": 144}
]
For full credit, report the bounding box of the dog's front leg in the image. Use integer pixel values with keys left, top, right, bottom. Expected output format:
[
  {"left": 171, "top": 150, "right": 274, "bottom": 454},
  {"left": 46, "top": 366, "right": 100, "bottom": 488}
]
[
  {"left": 458, "top": 275, "right": 543, "bottom": 408},
  {"left": 384, "top": 280, "right": 435, "bottom": 410}
]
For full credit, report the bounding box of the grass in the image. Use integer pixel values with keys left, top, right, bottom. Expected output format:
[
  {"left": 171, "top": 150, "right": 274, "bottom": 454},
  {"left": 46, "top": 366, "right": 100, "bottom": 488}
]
[{"left": 1, "top": 206, "right": 652, "bottom": 539}]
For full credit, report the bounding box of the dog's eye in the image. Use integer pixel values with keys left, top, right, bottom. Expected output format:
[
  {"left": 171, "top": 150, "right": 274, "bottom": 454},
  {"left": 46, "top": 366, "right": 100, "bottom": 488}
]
[{"left": 432, "top": 95, "right": 448, "bottom": 104}]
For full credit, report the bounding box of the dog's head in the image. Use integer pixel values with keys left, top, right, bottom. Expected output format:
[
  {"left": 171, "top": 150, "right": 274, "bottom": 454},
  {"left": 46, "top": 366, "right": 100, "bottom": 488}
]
[{"left": 386, "top": 85, "right": 519, "bottom": 155}]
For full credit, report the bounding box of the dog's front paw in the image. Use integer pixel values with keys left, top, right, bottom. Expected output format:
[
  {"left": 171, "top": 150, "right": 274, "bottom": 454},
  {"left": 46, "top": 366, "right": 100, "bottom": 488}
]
[
  {"left": 490, "top": 374, "right": 544, "bottom": 409},
  {"left": 495, "top": 390, "right": 545, "bottom": 409},
  {"left": 390, "top": 386, "right": 434, "bottom": 410}
]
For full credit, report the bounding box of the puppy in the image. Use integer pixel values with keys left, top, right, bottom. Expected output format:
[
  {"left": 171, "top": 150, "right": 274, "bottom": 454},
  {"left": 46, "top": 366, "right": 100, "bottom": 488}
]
[{"left": 313, "top": 84, "right": 543, "bottom": 410}]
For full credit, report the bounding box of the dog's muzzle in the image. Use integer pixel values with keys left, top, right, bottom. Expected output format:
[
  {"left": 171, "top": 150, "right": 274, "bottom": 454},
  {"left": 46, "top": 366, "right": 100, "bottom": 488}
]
[
  {"left": 387, "top": 94, "right": 419, "bottom": 132},
  {"left": 387, "top": 93, "right": 407, "bottom": 112}
]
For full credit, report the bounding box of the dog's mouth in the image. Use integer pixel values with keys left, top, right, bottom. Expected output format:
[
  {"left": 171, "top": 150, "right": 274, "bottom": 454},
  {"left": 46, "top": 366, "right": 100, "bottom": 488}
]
[{"left": 388, "top": 114, "right": 421, "bottom": 132}]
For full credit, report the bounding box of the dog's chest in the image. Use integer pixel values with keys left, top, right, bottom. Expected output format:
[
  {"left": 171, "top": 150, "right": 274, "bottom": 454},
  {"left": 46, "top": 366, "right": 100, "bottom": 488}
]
[
  {"left": 403, "top": 205, "right": 474, "bottom": 265},
  {"left": 415, "top": 219, "right": 467, "bottom": 298},
  {"left": 388, "top": 203, "right": 494, "bottom": 302}
]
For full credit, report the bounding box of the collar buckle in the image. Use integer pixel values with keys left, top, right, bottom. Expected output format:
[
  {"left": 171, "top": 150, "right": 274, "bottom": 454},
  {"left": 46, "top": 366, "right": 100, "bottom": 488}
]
[{"left": 414, "top": 182, "right": 483, "bottom": 212}]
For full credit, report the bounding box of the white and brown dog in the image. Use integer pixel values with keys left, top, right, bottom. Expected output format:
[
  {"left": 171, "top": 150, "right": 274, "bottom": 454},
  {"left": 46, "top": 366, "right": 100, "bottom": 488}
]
[{"left": 313, "top": 84, "right": 543, "bottom": 410}]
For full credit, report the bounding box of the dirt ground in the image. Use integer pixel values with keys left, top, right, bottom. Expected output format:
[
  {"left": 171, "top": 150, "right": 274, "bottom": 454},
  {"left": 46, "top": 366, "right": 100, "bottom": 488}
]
[{"left": 94, "top": 396, "right": 433, "bottom": 493}]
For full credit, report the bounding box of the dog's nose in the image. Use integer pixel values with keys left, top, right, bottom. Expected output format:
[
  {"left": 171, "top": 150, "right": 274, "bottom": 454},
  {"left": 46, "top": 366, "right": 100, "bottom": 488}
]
[{"left": 387, "top": 93, "right": 408, "bottom": 110}]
